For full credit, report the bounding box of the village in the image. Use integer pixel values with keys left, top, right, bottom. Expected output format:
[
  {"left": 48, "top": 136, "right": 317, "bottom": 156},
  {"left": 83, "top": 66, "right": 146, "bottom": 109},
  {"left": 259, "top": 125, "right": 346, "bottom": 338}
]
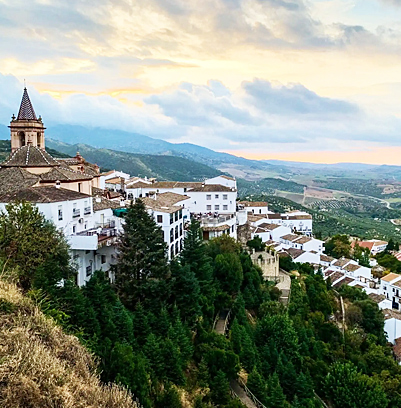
[{"left": 3, "top": 87, "right": 401, "bottom": 358}]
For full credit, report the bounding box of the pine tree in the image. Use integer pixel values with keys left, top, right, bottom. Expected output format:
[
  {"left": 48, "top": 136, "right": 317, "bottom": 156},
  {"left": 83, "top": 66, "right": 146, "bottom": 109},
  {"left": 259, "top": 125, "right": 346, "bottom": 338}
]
[
  {"left": 267, "top": 372, "right": 287, "bottom": 408},
  {"left": 156, "top": 385, "right": 182, "bottom": 408},
  {"left": 247, "top": 368, "right": 268, "bottom": 405},
  {"left": 143, "top": 333, "right": 164, "bottom": 382},
  {"left": 240, "top": 330, "right": 258, "bottom": 372},
  {"left": 180, "top": 219, "right": 213, "bottom": 284},
  {"left": 170, "top": 261, "right": 201, "bottom": 325},
  {"left": 113, "top": 200, "right": 170, "bottom": 310},
  {"left": 162, "top": 338, "right": 186, "bottom": 385},
  {"left": 210, "top": 370, "right": 230, "bottom": 406}
]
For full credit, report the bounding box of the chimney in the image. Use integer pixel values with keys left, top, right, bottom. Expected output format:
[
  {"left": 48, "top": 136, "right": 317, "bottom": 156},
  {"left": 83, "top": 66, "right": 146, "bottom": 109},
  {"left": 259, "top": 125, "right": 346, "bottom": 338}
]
[
  {"left": 95, "top": 197, "right": 101, "bottom": 203},
  {"left": 55, "top": 180, "right": 61, "bottom": 189}
]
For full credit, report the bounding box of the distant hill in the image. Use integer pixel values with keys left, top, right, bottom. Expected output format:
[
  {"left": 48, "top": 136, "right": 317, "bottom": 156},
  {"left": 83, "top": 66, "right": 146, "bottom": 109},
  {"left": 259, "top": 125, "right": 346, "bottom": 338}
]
[
  {"left": 46, "top": 139, "right": 221, "bottom": 181},
  {"left": 42, "top": 124, "right": 269, "bottom": 169}
]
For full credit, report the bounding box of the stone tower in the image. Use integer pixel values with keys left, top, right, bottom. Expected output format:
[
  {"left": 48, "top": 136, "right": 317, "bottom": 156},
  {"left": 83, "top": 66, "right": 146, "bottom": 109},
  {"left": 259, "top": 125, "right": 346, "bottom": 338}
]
[{"left": 9, "top": 88, "right": 45, "bottom": 153}]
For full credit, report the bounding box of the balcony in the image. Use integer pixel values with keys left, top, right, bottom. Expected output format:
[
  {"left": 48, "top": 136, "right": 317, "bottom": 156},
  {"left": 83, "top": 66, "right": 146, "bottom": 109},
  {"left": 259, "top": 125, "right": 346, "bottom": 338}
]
[
  {"left": 68, "top": 227, "right": 118, "bottom": 250},
  {"left": 72, "top": 208, "right": 81, "bottom": 218}
]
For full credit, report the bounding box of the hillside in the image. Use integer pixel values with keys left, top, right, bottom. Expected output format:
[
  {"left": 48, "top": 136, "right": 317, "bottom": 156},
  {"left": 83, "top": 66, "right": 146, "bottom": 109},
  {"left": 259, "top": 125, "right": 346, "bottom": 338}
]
[
  {"left": 0, "top": 279, "right": 138, "bottom": 408},
  {"left": 46, "top": 139, "right": 221, "bottom": 181}
]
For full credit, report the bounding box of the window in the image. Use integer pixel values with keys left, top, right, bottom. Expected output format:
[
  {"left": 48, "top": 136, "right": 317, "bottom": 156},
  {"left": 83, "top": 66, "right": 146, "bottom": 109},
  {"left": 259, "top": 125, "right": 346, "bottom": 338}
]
[
  {"left": 175, "top": 241, "right": 179, "bottom": 254},
  {"left": 58, "top": 205, "right": 63, "bottom": 221},
  {"left": 170, "top": 214, "right": 173, "bottom": 224},
  {"left": 207, "top": 205, "right": 212, "bottom": 211},
  {"left": 78, "top": 183, "right": 82, "bottom": 193},
  {"left": 215, "top": 194, "right": 219, "bottom": 199},
  {"left": 223, "top": 205, "right": 228, "bottom": 211},
  {"left": 179, "top": 209, "right": 182, "bottom": 219},
  {"left": 101, "top": 255, "right": 107, "bottom": 264},
  {"left": 170, "top": 246, "right": 174, "bottom": 259},
  {"left": 175, "top": 225, "right": 179, "bottom": 239},
  {"left": 170, "top": 228, "right": 174, "bottom": 243},
  {"left": 223, "top": 194, "right": 228, "bottom": 200},
  {"left": 175, "top": 211, "right": 178, "bottom": 222},
  {"left": 157, "top": 215, "right": 163, "bottom": 223},
  {"left": 180, "top": 223, "right": 183, "bottom": 236},
  {"left": 86, "top": 263, "right": 92, "bottom": 277},
  {"left": 72, "top": 225, "right": 76, "bottom": 234},
  {"left": 215, "top": 205, "right": 219, "bottom": 211},
  {"left": 259, "top": 209, "right": 262, "bottom": 214},
  {"left": 232, "top": 225, "right": 234, "bottom": 232},
  {"left": 206, "top": 194, "right": 211, "bottom": 200}
]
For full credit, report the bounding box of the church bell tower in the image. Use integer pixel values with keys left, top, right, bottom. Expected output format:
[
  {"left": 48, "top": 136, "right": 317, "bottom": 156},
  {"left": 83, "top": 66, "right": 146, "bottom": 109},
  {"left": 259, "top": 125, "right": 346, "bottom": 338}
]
[{"left": 9, "top": 88, "right": 46, "bottom": 153}]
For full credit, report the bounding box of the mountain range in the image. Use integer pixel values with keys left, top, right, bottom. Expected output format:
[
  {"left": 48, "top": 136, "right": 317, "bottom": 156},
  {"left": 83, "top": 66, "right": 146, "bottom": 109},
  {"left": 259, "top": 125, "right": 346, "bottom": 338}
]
[{"left": 2, "top": 123, "right": 401, "bottom": 181}]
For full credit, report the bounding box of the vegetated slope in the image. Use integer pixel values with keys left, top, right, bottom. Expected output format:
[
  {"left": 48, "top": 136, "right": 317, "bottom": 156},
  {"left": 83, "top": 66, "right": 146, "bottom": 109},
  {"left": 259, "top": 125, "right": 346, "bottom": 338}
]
[
  {"left": 238, "top": 177, "right": 305, "bottom": 197},
  {"left": 46, "top": 140, "right": 221, "bottom": 181},
  {"left": 44, "top": 124, "right": 270, "bottom": 169},
  {"left": 243, "top": 193, "right": 401, "bottom": 241},
  {"left": 0, "top": 279, "right": 138, "bottom": 408}
]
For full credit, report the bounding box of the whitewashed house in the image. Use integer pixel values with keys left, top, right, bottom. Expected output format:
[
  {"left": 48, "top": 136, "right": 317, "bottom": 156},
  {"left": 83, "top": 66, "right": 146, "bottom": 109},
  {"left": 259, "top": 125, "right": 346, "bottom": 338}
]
[{"left": 142, "top": 192, "right": 190, "bottom": 259}]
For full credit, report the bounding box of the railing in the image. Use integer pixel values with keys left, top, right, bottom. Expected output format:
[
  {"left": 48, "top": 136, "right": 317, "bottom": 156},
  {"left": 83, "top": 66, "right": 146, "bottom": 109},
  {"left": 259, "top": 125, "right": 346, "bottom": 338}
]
[
  {"left": 237, "top": 377, "right": 267, "bottom": 408},
  {"left": 72, "top": 209, "right": 80, "bottom": 218}
]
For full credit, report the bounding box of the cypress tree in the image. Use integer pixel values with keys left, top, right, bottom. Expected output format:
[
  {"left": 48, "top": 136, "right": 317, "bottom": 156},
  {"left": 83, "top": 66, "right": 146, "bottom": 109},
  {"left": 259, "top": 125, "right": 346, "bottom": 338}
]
[{"left": 113, "top": 200, "right": 170, "bottom": 310}]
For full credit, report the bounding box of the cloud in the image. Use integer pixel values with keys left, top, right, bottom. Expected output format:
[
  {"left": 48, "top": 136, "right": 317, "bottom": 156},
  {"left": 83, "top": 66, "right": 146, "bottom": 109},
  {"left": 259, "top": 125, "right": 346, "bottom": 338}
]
[{"left": 243, "top": 79, "right": 359, "bottom": 117}]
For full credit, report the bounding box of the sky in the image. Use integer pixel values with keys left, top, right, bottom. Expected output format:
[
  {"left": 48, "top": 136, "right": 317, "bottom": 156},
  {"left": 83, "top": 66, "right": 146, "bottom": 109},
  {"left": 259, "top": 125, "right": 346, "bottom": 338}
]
[{"left": 1, "top": 0, "right": 401, "bottom": 164}]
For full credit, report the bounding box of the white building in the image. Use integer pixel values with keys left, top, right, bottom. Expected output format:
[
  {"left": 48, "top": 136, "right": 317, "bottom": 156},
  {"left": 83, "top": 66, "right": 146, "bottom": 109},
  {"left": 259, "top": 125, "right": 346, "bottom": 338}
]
[
  {"left": 279, "top": 234, "right": 324, "bottom": 254},
  {"left": 237, "top": 201, "right": 270, "bottom": 215},
  {"left": 100, "top": 170, "right": 130, "bottom": 190},
  {"left": 0, "top": 186, "right": 122, "bottom": 286},
  {"left": 251, "top": 223, "right": 291, "bottom": 243},
  {"left": 379, "top": 273, "right": 401, "bottom": 311},
  {"left": 142, "top": 192, "right": 190, "bottom": 260}
]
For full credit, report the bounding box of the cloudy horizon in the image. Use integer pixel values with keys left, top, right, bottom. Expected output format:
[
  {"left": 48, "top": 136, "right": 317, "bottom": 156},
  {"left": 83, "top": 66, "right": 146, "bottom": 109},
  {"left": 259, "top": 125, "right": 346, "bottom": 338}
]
[{"left": 1, "top": 0, "right": 401, "bottom": 165}]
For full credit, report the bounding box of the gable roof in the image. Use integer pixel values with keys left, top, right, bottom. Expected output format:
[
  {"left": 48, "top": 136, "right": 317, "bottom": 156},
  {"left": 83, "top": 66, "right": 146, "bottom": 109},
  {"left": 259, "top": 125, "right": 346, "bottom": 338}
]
[{"left": 17, "top": 88, "right": 37, "bottom": 120}]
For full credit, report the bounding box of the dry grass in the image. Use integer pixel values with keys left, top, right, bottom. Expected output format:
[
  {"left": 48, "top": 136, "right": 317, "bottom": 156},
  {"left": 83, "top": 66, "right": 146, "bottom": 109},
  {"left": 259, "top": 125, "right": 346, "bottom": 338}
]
[{"left": 0, "top": 280, "right": 139, "bottom": 408}]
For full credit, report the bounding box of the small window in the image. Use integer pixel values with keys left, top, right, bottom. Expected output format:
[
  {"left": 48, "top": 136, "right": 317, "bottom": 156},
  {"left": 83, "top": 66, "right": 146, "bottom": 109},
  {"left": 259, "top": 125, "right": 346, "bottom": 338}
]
[
  {"left": 73, "top": 225, "right": 76, "bottom": 234},
  {"left": 223, "top": 205, "right": 228, "bottom": 211},
  {"left": 170, "top": 214, "right": 173, "bottom": 224},
  {"left": 157, "top": 215, "right": 163, "bottom": 223},
  {"left": 78, "top": 183, "right": 82, "bottom": 193},
  {"left": 206, "top": 194, "right": 211, "bottom": 200},
  {"left": 175, "top": 211, "right": 178, "bottom": 222},
  {"left": 207, "top": 205, "right": 212, "bottom": 211},
  {"left": 215, "top": 205, "right": 219, "bottom": 211},
  {"left": 223, "top": 194, "right": 228, "bottom": 200},
  {"left": 101, "top": 255, "right": 107, "bottom": 264},
  {"left": 215, "top": 194, "right": 219, "bottom": 199},
  {"left": 58, "top": 205, "right": 63, "bottom": 221}
]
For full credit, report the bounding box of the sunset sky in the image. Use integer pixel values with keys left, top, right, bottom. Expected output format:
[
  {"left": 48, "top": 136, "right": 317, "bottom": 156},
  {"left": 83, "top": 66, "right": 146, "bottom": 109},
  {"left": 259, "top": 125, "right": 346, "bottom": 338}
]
[{"left": 1, "top": 0, "right": 401, "bottom": 164}]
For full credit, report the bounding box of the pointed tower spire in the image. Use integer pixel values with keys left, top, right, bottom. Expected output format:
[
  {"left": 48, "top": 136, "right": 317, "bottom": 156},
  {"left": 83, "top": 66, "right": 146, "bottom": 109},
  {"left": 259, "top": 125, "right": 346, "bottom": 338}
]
[{"left": 17, "top": 88, "right": 37, "bottom": 120}]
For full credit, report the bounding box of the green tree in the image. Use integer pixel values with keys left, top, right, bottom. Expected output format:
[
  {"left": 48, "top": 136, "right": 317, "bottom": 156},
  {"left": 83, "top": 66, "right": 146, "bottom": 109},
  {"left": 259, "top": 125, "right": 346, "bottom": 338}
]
[
  {"left": 170, "top": 261, "right": 201, "bottom": 325},
  {"left": 324, "top": 362, "right": 388, "bottom": 408},
  {"left": 0, "top": 201, "right": 72, "bottom": 290},
  {"left": 324, "top": 235, "right": 351, "bottom": 259},
  {"left": 266, "top": 372, "right": 287, "bottom": 408},
  {"left": 113, "top": 199, "right": 170, "bottom": 310},
  {"left": 210, "top": 370, "right": 230, "bottom": 406},
  {"left": 156, "top": 385, "right": 182, "bottom": 408},
  {"left": 214, "top": 252, "right": 243, "bottom": 295},
  {"left": 247, "top": 368, "right": 268, "bottom": 405}
]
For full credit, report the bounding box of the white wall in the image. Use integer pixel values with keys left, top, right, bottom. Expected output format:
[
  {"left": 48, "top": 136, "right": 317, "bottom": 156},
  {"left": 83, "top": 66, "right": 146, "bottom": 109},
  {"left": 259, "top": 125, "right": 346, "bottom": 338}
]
[
  {"left": 204, "top": 176, "right": 236, "bottom": 189},
  {"left": 384, "top": 318, "right": 401, "bottom": 344}
]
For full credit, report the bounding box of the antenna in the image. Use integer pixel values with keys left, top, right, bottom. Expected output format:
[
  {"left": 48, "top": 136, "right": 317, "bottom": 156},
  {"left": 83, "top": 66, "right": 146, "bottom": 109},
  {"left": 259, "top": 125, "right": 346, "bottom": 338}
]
[{"left": 24, "top": 78, "right": 26, "bottom": 89}]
